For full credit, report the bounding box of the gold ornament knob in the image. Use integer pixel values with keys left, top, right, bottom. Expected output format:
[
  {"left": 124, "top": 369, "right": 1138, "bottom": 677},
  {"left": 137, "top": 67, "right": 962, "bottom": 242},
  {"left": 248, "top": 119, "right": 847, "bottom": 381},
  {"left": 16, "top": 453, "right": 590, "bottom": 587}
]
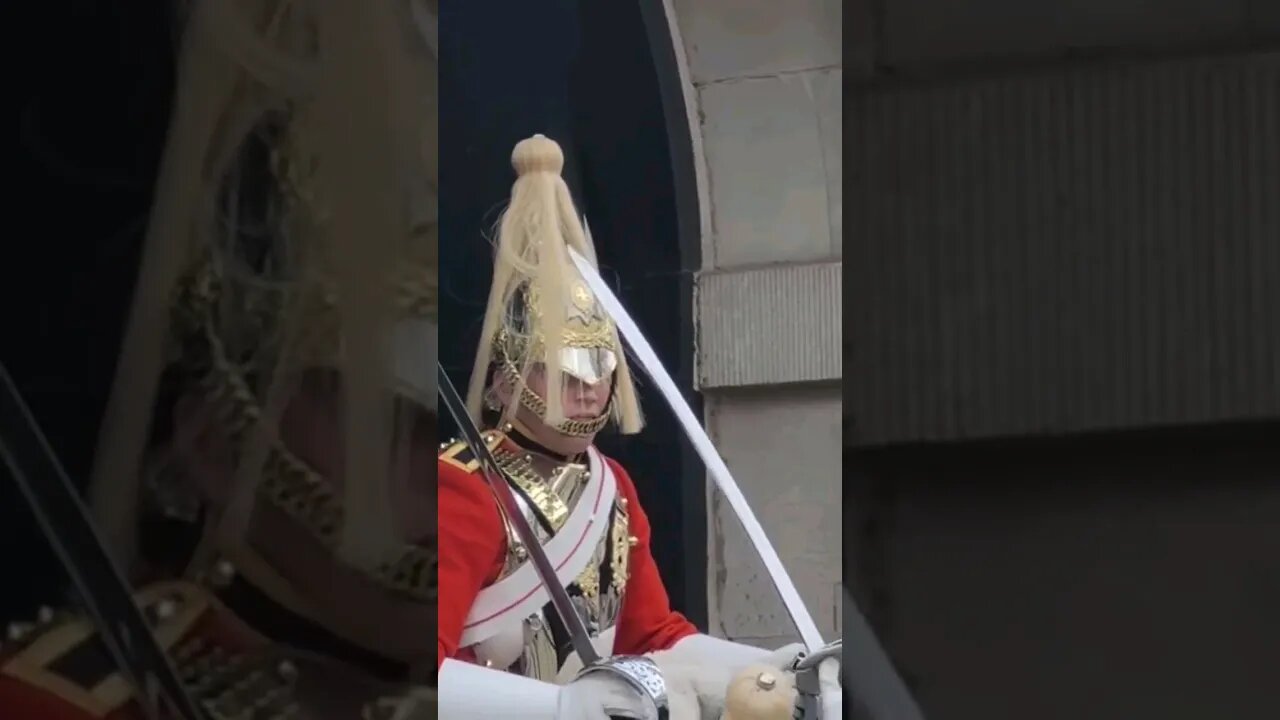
[
  {"left": 724, "top": 663, "right": 796, "bottom": 720},
  {"left": 155, "top": 598, "right": 178, "bottom": 620}
]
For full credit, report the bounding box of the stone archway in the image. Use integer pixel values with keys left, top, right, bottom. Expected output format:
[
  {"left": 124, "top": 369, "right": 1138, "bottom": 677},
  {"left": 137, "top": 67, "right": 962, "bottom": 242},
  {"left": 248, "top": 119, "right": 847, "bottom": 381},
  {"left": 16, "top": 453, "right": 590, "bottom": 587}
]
[{"left": 653, "top": 0, "right": 844, "bottom": 648}]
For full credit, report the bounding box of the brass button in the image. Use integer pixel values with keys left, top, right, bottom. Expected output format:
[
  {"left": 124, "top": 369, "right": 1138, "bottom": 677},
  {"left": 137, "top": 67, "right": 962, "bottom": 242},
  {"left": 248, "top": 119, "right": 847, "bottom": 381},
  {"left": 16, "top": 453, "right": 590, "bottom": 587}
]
[
  {"left": 213, "top": 560, "right": 237, "bottom": 586},
  {"left": 155, "top": 598, "right": 178, "bottom": 620},
  {"left": 6, "top": 622, "right": 32, "bottom": 642}
]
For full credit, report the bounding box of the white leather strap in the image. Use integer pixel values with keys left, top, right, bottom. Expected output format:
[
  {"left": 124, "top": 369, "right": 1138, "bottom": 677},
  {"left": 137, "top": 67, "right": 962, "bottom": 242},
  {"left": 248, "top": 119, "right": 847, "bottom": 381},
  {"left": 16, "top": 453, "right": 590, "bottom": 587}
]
[
  {"left": 438, "top": 658, "right": 559, "bottom": 720},
  {"left": 459, "top": 446, "right": 617, "bottom": 647}
]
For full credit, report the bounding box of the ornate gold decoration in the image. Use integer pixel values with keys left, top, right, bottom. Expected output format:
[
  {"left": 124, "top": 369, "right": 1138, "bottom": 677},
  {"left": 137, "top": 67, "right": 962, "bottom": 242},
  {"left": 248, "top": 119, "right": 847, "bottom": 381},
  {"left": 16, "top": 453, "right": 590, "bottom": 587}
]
[
  {"left": 497, "top": 282, "right": 619, "bottom": 358},
  {"left": 475, "top": 436, "right": 591, "bottom": 578},
  {"left": 576, "top": 558, "right": 601, "bottom": 605},
  {"left": 610, "top": 499, "right": 632, "bottom": 591},
  {"left": 570, "top": 283, "right": 593, "bottom": 311},
  {"left": 489, "top": 446, "right": 576, "bottom": 531},
  {"left": 174, "top": 636, "right": 303, "bottom": 720},
  {"left": 438, "top": 433, "right": 503, "bottom": 474}
]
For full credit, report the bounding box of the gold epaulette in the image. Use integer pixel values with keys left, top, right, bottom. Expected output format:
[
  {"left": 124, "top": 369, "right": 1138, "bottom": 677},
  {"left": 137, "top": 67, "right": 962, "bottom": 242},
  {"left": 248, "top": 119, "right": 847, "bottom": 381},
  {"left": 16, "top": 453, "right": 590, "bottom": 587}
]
[
  {"left": 438, "top": 430, "right": 506, "bottom": 474},
  {"left": 1, "top": 581, "right": 209, "bottom": 718}
]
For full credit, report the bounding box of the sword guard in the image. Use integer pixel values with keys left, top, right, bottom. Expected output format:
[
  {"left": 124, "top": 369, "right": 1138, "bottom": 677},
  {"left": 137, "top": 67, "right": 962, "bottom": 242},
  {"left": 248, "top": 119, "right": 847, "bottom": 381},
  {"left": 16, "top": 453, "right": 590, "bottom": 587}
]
[
  {"left": 790, "top": 639, "right": 842, "bottom": 672},
  {"left": 576, "top": 655, "right": 669, "bottom": 719},
  {"left": 788, "top": 639, "right": 841, "bottom": 720}
]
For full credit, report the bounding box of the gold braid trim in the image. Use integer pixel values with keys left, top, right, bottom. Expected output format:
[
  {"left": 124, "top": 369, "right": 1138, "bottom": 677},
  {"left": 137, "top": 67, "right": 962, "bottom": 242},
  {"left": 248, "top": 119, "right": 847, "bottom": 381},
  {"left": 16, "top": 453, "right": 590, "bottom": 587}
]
[
  {"left": 610, "top": 498, "right": 634, "bottom": 591},
  {"left": 173, "top": 636, "right": 303, "bottom": 720},
  {"left": 489, "top": 446, "right": 574, "bottom": 531}
]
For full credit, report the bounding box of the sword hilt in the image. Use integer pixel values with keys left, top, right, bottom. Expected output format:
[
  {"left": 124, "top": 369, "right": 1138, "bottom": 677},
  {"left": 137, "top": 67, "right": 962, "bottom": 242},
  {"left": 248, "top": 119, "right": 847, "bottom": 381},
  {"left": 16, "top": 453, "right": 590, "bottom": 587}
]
[{"left": 578, "top": 655, "right": 669, "bottom": 720}]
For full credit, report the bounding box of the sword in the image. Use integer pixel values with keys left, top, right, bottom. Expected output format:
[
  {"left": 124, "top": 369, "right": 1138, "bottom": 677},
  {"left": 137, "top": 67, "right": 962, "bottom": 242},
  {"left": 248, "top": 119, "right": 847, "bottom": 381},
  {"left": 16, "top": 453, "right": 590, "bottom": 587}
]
[
  {"left": 0, "top": 364, "right": 207, "bottom": 720},
  {"left": 567, "top": 247, "right": 826, "bottom": 653},
  {"left": 437, "top": 365, "right": 669, "bottom": 717}
]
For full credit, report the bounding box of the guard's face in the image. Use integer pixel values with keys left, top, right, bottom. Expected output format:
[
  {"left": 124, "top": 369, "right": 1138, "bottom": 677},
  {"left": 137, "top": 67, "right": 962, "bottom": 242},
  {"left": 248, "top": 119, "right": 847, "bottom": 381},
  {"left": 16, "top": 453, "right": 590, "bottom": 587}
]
[{"left": 496, "top": 364, "right": 613, "bottom": 456}]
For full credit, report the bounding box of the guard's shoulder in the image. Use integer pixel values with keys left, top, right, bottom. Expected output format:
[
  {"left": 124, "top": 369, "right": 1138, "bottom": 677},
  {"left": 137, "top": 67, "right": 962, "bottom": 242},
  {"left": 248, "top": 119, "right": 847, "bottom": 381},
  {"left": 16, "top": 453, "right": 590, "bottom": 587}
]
[
  {"left": 0, "top": 582, "right": 211, "bottom": 719},
  {"left": 598, "top": 451, "right": 634, "bottom": 486},
  {"left": 597, "top": 453, "right": 645, "bottom": 516},
  {"left": 438, "top": 430, "right": 506, "bottom": 475}
]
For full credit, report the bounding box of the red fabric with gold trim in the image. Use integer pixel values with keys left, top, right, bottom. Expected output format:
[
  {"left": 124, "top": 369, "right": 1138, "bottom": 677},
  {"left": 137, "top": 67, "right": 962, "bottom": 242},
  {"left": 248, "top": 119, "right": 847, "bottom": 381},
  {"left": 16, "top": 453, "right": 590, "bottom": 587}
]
[{"left": 0, "top": 583, "right": 267, "bottom": 720}]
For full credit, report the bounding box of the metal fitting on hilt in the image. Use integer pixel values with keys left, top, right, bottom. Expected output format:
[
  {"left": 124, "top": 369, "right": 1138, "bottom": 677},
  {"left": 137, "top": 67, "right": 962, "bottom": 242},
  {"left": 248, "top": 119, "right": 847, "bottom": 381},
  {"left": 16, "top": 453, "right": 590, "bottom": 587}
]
[
  {"left": 577, "top": 655, "right": 669, "bottom": 720},
  {"left": 790, "top": 639, "right": 842, "bottom": 673},
  {"left": 791, "top": 640, "right": 842, "bottom": 719}
]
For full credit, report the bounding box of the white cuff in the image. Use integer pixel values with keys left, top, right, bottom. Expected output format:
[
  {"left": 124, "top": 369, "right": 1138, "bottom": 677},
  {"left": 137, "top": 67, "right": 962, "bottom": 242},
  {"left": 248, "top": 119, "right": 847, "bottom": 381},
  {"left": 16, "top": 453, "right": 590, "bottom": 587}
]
[{"left": 438, "top": 658, "right": 560, "bottom": 720}]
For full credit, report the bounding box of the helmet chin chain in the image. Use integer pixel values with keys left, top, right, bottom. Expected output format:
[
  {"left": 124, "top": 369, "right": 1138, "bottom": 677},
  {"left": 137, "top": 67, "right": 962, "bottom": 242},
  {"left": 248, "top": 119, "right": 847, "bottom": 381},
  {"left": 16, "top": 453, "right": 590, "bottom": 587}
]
[{"left": 492, "top": 361, "right": 614, "bottom": 438}]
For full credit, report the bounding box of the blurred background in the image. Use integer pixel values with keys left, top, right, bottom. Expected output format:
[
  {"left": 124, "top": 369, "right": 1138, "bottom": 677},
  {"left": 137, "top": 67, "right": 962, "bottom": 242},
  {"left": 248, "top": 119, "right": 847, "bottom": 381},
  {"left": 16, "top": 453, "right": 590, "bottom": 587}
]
[
  {"left": 846, "top": 2, "right": 1280, "bottom": 719},
  {"left": 5, "top": 0, "right": 177, "bottom": 616}
]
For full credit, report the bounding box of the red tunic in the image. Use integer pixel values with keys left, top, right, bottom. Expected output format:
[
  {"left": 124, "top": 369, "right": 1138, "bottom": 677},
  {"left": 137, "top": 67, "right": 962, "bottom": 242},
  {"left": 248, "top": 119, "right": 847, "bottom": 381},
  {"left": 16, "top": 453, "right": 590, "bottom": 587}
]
[{"left": 437, "top": 445, "right": 697, "bottom": 669}]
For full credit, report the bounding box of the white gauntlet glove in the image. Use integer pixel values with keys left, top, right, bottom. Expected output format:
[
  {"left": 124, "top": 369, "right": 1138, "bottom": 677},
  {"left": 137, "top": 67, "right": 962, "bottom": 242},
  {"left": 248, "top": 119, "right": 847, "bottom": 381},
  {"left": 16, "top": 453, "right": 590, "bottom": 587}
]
[
  {"left": 645, "top": 635, "right": 806, "bottom": 720},
  {"left": 817, "top": 656, "right": 842, "bottom": 720}
]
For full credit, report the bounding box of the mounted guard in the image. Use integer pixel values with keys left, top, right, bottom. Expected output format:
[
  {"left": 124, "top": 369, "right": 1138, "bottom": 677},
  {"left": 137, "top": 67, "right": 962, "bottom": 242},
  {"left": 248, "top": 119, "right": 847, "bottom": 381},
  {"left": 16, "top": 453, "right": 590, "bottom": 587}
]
[
  {"left": 1, "top": 1, "right": 441, "bottom": 718},
  {"left": 435, "top": 134, "right": 844, "bottom": 719}
]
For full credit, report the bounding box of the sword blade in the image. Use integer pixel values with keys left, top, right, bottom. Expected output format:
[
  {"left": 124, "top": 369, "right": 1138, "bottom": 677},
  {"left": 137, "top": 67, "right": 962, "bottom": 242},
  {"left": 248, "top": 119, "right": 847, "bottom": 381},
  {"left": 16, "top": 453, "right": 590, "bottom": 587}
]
[
  {"left": 567, "top": 248, "right": 825, "bottom": 652},
  {"left": 436, "top": 365, "right": 603, "bottom": 667},
  {"left": 0, "top": 364, "right": 206, "bottom": 720}
]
